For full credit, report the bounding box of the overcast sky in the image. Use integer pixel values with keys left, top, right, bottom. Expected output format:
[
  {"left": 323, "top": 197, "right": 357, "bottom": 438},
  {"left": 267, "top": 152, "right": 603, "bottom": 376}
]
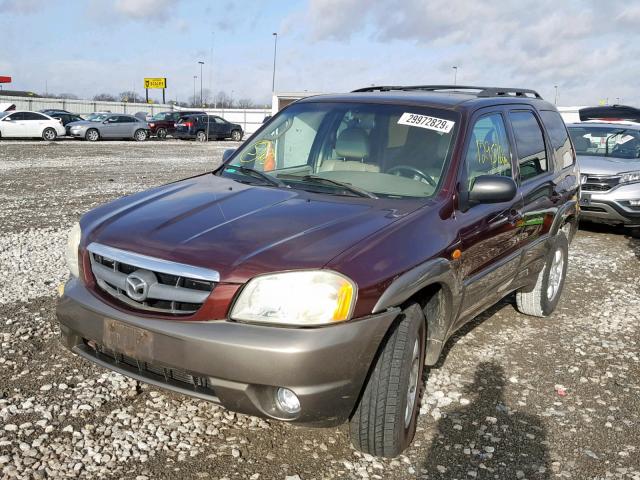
[{"left": 0, "top": 0, "right": 637, "bottom": 106}]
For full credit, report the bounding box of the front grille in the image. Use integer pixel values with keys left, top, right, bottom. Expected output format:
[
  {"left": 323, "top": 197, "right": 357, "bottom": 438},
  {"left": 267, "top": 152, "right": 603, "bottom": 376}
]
[
  {"left": 87, "top": 243, "right": 219, "bottom": 315},
  {"left": 82, "top": 340, "right": 216, "bottom": 397},
  {"left": 582, "top": 174, "right": 620, "bottom": 192}
]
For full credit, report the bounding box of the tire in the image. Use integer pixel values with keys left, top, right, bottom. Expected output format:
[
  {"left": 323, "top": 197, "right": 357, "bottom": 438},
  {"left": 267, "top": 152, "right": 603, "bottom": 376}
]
[
  {"left": 134, "top": 129, "right": 147, "bottom": 142},
  {"left": 42, "top": 127, "right": 57, "bottom": 141},
  {"left": 516, "top": 232, "right": 569, "bottom": 317},
  {"left": 349, "top": 302, "right": 426, "bottom": 457},
  {"left": 85, "top": 129, "right": 100, "bottom": 142},
  {"left": 231, "top": 129, "right": 242, "bottom": 141},
  {"left": 196, "top": 130, "right": 207, "bottom": 142},
  {"left": 156, "top": 128, "right": 167, "bottom": 139}
]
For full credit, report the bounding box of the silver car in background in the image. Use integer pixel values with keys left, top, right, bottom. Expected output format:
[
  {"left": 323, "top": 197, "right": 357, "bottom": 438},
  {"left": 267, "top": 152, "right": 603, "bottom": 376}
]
[
  {"left": 66, "top": 113, "right": 149, "bottom": 141},
  {"left": 567, "top": 122, "right": 640, "bottom": 229}
]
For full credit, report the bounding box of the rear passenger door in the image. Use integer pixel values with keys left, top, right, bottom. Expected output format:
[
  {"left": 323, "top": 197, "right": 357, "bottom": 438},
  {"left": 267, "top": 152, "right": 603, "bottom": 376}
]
[
  {"left": 22, "top": 112, "right": 50, "bottom": 136},
  {"left": 456, "top": 109, "right": 524, "bottom": 322},
  {"left": 507, "top": 109, "right": 561, "bottom": 251}
]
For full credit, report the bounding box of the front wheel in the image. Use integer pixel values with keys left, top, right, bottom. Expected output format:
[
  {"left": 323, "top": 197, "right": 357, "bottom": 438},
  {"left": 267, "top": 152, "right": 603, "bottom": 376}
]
[
  {"left": 42, "top": 128, "right": 57, "bottom": 141},
  {"left": 349, "top": 302, "right": 426, "bottom": 457},
  {"left": 134, "top": 129, "right": 147, "bottom": 142},
  {"left": 516, "top": 232, "right": 569, "bottom": 317},
  {"left": 231, "top": 129, "right": 242, "bottom": 141},
  {"left": 156, "top": 127, "right": 167, "bottom": 139},
  {"left": 196, "top": 130, "right": 207, "bottom": 142},
  {"left": 85, "top": 129, "right": 100, "bottom": 142}
]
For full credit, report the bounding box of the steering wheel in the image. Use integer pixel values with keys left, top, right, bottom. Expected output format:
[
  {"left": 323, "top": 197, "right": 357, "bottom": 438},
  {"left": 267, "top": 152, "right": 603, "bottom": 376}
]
[{"left": 386, "top": 165, "right": 436, "bottom": 187}]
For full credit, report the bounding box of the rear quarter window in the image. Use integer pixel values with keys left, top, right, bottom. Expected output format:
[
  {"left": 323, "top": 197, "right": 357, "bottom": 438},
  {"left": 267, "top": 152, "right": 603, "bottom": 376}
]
[{"left": 540, "top": 110, "right": 574, "bottom": 169}]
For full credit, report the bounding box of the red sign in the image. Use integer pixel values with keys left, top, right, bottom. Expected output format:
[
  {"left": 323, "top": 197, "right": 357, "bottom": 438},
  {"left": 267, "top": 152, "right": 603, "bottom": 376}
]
[{"left": 0, "top": 76, "right": 12, "bottom": 83}]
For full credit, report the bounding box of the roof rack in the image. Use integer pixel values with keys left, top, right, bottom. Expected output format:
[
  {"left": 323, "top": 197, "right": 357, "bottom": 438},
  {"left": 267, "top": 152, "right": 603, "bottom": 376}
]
[{"left": 351, "top": 85, "right": 543, "bottom": 99}]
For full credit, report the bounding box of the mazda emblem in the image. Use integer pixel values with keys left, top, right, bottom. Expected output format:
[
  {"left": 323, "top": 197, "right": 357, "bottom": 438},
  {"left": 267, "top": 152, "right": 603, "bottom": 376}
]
[{"left": 126, "top": 273, "right": 149, "bottom": 301}]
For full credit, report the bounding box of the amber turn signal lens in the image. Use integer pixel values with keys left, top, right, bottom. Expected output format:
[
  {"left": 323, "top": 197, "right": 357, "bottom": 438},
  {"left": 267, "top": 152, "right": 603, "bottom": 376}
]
[
  {"left": 451, "top": 249, "right": 462, "bottom": 260},
  {"left": 333, "top": 282, "right": 354, "bottom": 321}
]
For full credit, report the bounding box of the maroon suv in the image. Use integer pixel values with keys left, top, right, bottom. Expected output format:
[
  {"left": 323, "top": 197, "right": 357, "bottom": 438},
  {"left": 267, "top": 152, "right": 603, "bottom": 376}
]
[
  {"left": 148, "top": 110, "right": 204, "bottom": 138},
  {"left": 57, "top": 85, "right": 580, "bottom": 457}
]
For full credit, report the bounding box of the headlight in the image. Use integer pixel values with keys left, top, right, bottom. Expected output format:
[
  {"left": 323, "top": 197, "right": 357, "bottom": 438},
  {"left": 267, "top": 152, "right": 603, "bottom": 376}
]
[
  {"left": 620, "top": 171, "right": 640, "bottom": 184},
  {"left": 230, "top": 270, "right": 357, "bottom": 326},
  {"left": 65, "top": 222, "right": 81, "bottom": 277}
]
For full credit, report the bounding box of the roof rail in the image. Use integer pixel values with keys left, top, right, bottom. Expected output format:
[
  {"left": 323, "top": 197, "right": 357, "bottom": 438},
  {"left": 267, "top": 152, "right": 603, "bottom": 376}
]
[{"left": 351, "top": 84, "right": 543, "bottom": 99}]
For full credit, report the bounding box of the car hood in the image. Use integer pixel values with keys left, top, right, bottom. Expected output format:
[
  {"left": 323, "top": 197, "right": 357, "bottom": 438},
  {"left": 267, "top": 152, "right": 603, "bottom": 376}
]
[
  {"left": 578, "top": 155, "right": 640, "bottom": 175},
  {"left": 66, "top": 120, "right": 97, "bottom": 128},
  {"left": 82, "top": 174, "right": 418, "bottom": 283}
]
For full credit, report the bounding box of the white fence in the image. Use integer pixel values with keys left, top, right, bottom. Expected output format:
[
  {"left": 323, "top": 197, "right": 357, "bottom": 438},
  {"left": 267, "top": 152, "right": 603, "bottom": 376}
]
[{"left": 0, "top": 95, "right": 270, "bottom": 134}]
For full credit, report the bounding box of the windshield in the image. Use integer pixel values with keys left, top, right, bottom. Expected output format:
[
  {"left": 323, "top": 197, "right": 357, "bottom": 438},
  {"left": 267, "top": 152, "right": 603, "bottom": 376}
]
[
  {"left": 152, "top": 112, "right": 172, "bottom": 121},
  {"left": 0, "top": 112, "right": 9, "bottom": 119},
  {"left": 568, "top": 126, "right": 640, "bottom": 159},
  {"left": 223, "top": 102, "right": 459, "bottom": 198},
  {"left": 87, "top": 113, "right": 109, "bottom": 122}
]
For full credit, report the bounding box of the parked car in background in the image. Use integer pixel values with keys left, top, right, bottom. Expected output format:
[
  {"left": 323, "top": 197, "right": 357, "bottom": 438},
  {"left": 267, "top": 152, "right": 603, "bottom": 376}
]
[
  {"left": 0, "top": 110, "right": 65, "bottom": 140},
  {"left": 174, "top": 114, "right": 243, "bottom": 142},
  {"left": 579, "top": 105, "right": 640, "bottom": 123},
  {"left": 83, "top": 111, "right": 112, "bottom": 121},
  {"left": 66, "top": 113, "right": 149, "bottom": 141},
  {"left": 148, "top": 110, "right": 204, "bottom": 138},
  {"left": 40, "top": 108, "right": 72, "bottom": 116},
  {"left": 58, "top": 84, "right": 579, "bottom": 458},
  {"left": 51, "top": 112, "right": 84, "bottom": 126},
  {"left": 567, "top": 121, "right": 640, "bottom": 230}
]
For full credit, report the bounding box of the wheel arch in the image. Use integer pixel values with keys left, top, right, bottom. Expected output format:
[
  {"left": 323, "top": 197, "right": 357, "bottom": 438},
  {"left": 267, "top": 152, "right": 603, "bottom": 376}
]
[{"left": 372, "top": 258, "right": 462, "bottom": 366}]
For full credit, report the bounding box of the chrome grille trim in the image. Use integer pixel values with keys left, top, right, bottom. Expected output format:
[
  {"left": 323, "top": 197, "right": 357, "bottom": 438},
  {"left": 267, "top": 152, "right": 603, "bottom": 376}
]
[
  {"left": 87, "top": 242, "right": 220, "bottom": 282},
  {"left": 87, "top": 242, "right": 218, "bottom": 314},
  {"left": 582, "top": 174, "right": 620, "bottom": 193}
]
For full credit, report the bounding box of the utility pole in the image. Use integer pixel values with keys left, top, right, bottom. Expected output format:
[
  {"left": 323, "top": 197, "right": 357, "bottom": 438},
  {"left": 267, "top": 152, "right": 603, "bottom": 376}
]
[
  {"left": 198, "top": 61, "right": 204, "bottom": 106},
  {"left": 452, "top": 66, "right": 458, "bottom": 86},
  {"left": 272, "top": 32, "right": 278, "bottom": 94},
  {"left": 554, "top": 85, "right": 558, "bottom": 105},
  {"left": 193, "top": 76, "right": 197, "bottom": 107}
]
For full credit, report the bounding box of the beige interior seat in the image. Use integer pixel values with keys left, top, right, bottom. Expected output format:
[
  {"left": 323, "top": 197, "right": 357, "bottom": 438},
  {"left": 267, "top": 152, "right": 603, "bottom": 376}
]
[{"left": 320, "top": 128, "right": 380, "bottom": 173}]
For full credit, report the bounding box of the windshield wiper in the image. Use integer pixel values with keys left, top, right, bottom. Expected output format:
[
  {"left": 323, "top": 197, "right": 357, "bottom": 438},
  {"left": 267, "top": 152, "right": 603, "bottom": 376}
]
[
  {"left": 278, "top": 174, "right": 378, "bottom": 199},
  {"left": 219, "top": 165, "right": 288, "bottom": 188}
]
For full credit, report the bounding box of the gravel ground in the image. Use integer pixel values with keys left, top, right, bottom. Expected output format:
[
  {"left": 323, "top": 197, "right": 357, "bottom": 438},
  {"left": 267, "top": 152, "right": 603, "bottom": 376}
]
[{"left": 1, "top": 139, "right": 639, "bottom": 480}]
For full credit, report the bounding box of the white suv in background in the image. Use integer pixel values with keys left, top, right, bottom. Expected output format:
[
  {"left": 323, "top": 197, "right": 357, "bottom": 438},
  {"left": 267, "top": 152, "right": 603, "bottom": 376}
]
[{"left": 0, "top": 110, "right": 66, "bottom": 140}]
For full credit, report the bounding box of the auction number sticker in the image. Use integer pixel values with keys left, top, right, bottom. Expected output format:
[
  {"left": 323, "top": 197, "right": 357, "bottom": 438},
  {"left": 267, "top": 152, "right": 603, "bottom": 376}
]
[{"left": 398, "top": 113, "right": 455, "bottom": 133}]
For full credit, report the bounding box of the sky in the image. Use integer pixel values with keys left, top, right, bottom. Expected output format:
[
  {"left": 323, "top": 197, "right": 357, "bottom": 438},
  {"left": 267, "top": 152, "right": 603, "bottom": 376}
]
[{"left": 0, "top": 0, "right": 638, "bottom": 107}]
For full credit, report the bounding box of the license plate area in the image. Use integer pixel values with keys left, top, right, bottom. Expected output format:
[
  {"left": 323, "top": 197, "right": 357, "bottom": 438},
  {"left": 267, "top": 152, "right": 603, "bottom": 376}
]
[{"left": 103, "top": 319, "right": 153, "bottom": 360}]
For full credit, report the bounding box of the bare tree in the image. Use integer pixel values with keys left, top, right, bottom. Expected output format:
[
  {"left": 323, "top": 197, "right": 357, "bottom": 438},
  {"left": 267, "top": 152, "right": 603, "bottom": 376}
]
[
  {"left": 236, "top": 98, "right": 255, "bottom": 108},
  {"left": 118, "top": 91, "right": 144, "bottom": 103},
  {"left": 93, "top": 93, "right": 116, "bottom": 101},
  {"left": 214, "top": 91, "right": 234, "bottom": 108}
]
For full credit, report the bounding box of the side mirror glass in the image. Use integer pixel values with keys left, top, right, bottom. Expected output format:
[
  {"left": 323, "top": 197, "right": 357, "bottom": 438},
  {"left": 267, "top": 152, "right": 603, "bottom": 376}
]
[
  {"left": 222, "top": 149, "right": 236, "bottom": 162},
  {"left": 468, "top": 175, "right": 517, "bottom": 204}
]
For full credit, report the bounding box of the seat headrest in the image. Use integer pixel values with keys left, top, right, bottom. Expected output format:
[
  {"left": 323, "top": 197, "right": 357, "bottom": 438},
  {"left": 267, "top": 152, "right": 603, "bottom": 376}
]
[
  {"left": 335, "top": 128, "right": 370, "bottom": 160},
  {"left": 573, "top": 136, "right": 590, "bottom": 151}
]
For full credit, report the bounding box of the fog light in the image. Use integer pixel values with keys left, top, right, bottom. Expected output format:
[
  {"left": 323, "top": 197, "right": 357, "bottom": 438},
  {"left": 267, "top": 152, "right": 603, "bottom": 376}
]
[{"left": 275, "top": 388, "right": 301, "bottom": 414}]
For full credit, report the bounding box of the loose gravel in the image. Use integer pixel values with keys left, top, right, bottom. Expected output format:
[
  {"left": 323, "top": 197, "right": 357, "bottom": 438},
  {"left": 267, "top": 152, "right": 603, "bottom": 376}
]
[{"left": 1, "top": 139, "right": 639, "bottom": 479}]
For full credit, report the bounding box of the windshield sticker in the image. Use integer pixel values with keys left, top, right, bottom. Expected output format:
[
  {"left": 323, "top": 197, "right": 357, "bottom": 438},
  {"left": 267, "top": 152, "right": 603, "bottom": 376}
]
[
  {"left": 398, "top": 113, "right": 455, "bottom": 133},
  {"left": 476, "top": 141, "right": 510, "bottom": 169}
]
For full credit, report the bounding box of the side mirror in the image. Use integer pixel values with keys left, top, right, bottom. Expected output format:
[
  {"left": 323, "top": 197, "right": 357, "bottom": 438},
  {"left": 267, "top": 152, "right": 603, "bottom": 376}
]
[
  {"left": 468, "top": 175, "right": 517, "bottom": 204},
  {"left": 102, "top": 120, "right": 110, "bottom": 124},
  {"left": 222, "top": 149, "right": 236, "bottom": 162}
]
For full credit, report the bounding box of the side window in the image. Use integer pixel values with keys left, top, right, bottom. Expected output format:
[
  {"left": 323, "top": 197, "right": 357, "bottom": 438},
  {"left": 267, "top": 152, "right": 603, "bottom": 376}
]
[
  {"left": 119, "top": 116, "right": 135, "bottom": 123},
  {"left": 6, "top": 113, "right": 24, "bottom": 120},
  {"left": 509, "top": 111, "right": 548, "bottom": 182},
  {"left": 23, "top": 112, "right": 48, "bottom": 120},
  {"left": 214, "top": 117, "right": 226, "bottom": 124},
  {"left": 540, "top": 110, "right": 573, "bottom": 168},
  {"left": 464, "top": 113, "right": 512, "bottom": 190}
]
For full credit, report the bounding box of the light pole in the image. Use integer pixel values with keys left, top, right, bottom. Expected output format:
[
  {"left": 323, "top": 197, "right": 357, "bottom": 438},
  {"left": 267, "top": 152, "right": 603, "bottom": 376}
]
[
  {"left": 198, "top": 61, "right": 204, "bottom": 106},
  {"left": 193, "top": 75, "right": 197, "bottom": 107},
  {"left": 271, "top": 32, "right": 278, "bottom": 94},
  {"left": 554, "top": 85, "right": 558, "bottom": 105},
  {"left": 452, "top": 66, "right": 458, "bottom": 86}
]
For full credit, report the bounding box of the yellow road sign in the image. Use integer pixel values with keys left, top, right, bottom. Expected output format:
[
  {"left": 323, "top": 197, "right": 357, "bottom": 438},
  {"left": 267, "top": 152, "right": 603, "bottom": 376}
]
[{"left": 144, "top": 78, "right": 166, "bottom": 89}]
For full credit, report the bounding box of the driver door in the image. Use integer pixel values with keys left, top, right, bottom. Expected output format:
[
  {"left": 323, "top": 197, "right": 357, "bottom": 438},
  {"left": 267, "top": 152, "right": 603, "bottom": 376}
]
[
  {"left": 2, "top": 112, "right": 26, "bottom": 137},
  {"left": 454, "top": 109, "right": 524, "bottom": 325}
]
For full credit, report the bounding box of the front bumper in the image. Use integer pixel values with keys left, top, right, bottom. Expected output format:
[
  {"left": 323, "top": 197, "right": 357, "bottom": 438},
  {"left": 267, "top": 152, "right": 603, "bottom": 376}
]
[
  {"left": 581, "top": 182, "right": 640, "bottom": 226},
  {"left": 68, "top": 129, "right": 85, "bottom": 138},
  {"left": 57, "top": 278, "right": 399, "bottom": 426}
]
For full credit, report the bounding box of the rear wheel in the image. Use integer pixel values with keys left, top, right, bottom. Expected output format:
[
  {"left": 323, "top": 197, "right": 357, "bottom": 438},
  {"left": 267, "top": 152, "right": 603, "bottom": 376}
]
[
  {"left": 196, "top": 130, "right": 207, "bottom": 142},
  {"left": 231, "top": 129, "right": 242, "bottom": 141},
  {"left": 134, "top": 129, "right": 147, "bottom": 142},
  {"left": 85, "top": 129, "right": 100, "bottom": 142},
  {"left": 349, "top": 302, "right": 426, "bottom": 457},
  {"left": 42, "top": 128, "right": 57, "bottom": 141},
  {"left": 156, "top": 127, "right": 167, "bottom": 139},
  {"left": 516, "top": 232, "right": 568, "bottom": 317}
]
